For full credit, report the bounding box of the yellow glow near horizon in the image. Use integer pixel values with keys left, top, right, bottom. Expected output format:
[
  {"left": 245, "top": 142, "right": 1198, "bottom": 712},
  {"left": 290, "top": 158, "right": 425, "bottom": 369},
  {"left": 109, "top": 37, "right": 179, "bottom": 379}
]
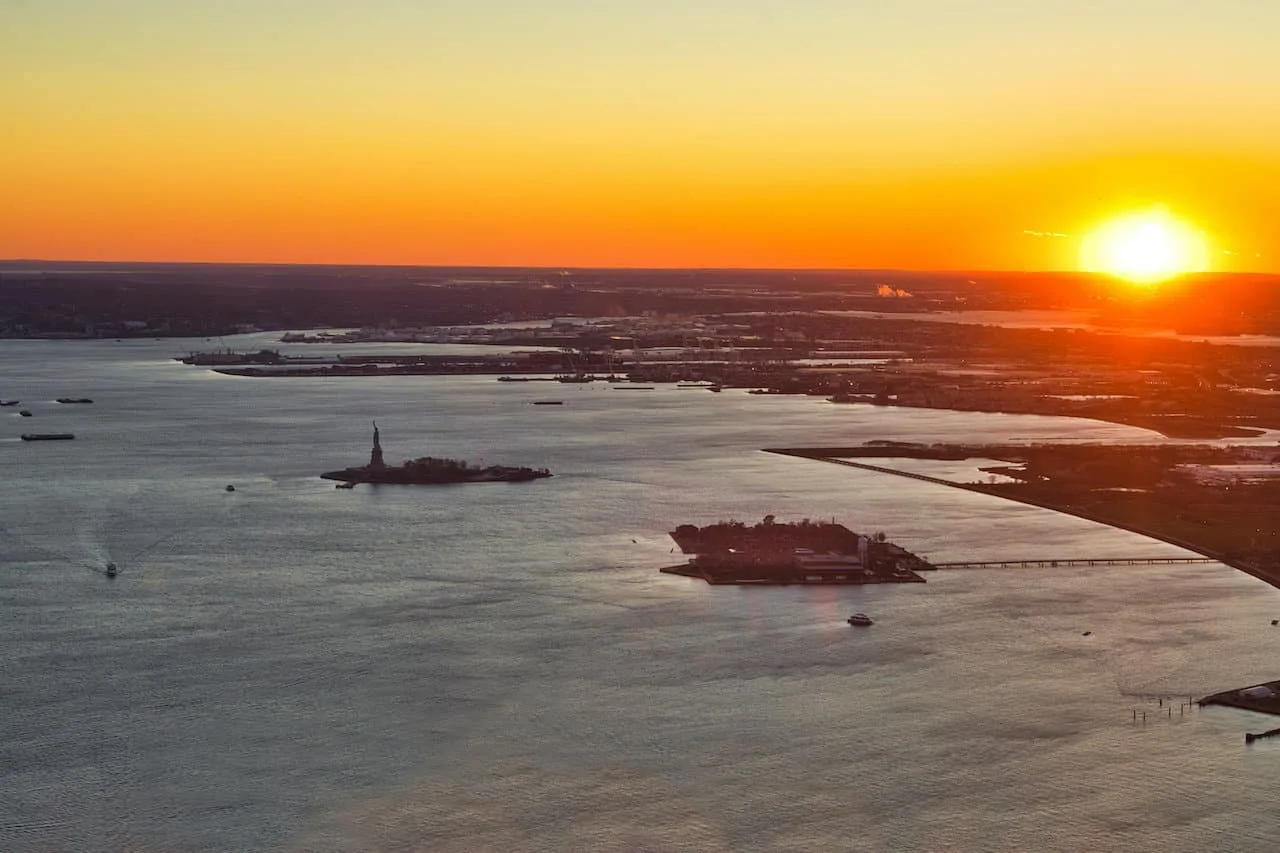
[{"left": 1081, "top": 210, "right": 1210, "bottom": 283}]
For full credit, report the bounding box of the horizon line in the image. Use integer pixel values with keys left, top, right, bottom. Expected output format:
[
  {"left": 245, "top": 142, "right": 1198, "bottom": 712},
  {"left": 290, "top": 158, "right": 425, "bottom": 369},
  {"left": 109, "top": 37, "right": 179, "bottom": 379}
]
[{"left": 3, "top": 258, "right": 1277, "bottom": 279}]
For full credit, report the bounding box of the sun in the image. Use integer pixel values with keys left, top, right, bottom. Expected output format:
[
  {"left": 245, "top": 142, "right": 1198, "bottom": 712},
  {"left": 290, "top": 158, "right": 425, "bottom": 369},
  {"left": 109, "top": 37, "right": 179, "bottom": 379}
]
[{"left": 1081, "top": 209, "right": 1210, "bottom": 284}]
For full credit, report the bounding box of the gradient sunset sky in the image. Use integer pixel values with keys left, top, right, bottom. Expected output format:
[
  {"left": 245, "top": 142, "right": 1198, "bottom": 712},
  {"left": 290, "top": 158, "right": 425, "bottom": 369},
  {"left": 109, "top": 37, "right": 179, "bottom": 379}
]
[{"left": 3, "top": 0, "right": 1278, "bottom": 270}]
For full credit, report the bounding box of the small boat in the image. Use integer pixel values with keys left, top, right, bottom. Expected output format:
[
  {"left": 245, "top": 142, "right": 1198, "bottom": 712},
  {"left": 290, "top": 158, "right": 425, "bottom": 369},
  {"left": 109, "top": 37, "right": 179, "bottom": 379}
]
[
  {"left": 105, "top": 562, "right": 118, "bottom": 578},
  {"left": 613, "top": 386, "right": 654, "bottom": 390},
  {"left": 18, "top": 410, "right": 32, "bottom": 417},
  {"left": 847, "top": 613, "right": 874, "bottom": 627},
  {"left": 532, "top": 401, "right": 564, "bottom": 406},
  {"left": 225, "top": 484, "right": 236, "bottom": 492},
  {"left": 21, "top": 433, "right": 75, "bottom": 441},
  {"left": 0, "top": 400, "right": 18, "bottom": 407},
  {"left": 335, "top": 482, "right": 357, "bottom": 489},
  {"left": 56, "top": 398, "right": 94, "bottom": 404}
]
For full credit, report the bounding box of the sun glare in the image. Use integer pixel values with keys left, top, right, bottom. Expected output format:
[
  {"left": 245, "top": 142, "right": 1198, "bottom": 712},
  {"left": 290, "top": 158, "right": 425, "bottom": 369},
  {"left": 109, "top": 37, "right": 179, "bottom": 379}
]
[{"left": 1081, "top": 210, "right": 1210, "bottom": 284}]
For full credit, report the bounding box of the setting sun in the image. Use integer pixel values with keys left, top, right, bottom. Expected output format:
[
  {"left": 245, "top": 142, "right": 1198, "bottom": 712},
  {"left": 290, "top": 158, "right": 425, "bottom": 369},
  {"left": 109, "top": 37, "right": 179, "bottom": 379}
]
[{"left": 1081, "top": 210, "right": 1210, "bottom": 284}]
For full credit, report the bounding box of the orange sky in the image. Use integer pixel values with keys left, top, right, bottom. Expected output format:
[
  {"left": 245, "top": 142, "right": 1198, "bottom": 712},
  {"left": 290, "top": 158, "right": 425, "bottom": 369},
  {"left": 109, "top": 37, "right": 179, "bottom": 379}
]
[{"left": 3, "top": 1, "right": 1278, "bottom": 271}]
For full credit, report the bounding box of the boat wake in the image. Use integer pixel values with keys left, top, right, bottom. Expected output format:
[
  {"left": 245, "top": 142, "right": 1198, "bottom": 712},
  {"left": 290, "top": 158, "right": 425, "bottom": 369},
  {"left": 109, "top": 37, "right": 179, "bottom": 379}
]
[{"left": 4, "top": 481, "right": 219, "bottom": 579}]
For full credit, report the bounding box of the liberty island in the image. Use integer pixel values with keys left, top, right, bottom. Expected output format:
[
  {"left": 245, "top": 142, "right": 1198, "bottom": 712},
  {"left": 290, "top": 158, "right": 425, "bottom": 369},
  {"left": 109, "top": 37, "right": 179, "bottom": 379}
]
[{"left": 320, "top": 423, "right": 552, "bottom": 485}]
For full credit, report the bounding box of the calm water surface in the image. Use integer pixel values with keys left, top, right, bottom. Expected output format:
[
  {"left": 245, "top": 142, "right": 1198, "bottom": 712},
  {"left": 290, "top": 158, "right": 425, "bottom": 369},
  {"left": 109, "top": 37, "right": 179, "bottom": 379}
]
[{"left": 3, "top": 335, "right": 1280, "bottom": 852}]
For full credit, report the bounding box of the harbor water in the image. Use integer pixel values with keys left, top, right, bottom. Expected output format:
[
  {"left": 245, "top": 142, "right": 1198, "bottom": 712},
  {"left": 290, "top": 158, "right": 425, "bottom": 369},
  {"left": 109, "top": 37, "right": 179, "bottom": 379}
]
[{"left": 3, "top": 335, "right": 1280, "bottom": 852}]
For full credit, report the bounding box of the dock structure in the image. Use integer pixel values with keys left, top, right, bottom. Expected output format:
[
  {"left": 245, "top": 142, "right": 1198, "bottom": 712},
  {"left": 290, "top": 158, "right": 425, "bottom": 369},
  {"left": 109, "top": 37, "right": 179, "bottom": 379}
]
[
  {"left": 933, "top": 556, "right": 1219, "bottom": 569},
  {"left": 1200, "top": 681, "right": 1280, "bottom": 721},
  {"left": 1245, "top": 727, "right": 1280, "bottom": 744}
]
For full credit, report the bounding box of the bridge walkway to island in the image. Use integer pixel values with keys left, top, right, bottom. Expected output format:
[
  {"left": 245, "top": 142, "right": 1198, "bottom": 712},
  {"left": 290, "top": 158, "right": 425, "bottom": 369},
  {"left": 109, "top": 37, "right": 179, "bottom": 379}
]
[{"left": 932, "top": 556, "right": 1219, "bottom": 569}]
